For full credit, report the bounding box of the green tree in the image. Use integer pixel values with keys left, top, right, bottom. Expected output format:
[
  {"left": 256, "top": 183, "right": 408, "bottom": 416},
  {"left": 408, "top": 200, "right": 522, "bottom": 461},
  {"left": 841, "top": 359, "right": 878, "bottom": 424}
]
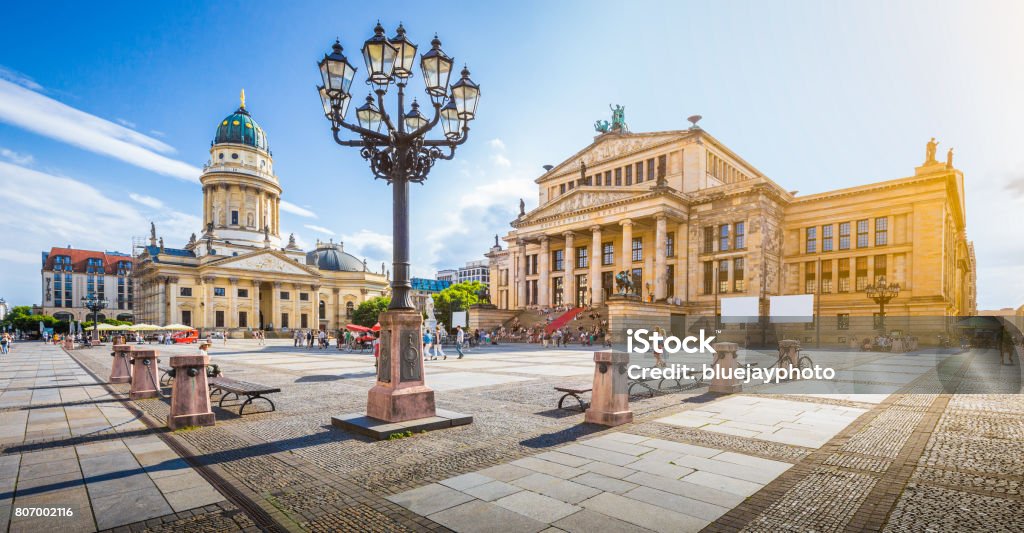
[
  {"left": 432, "top": 281, "right": 483, "bottom": 329},
  {"left": 1, "top": 307, "right": 67, "bottom": 334},
  {"left": 351, "top": 296, "right": 391, "bottom": 327}
]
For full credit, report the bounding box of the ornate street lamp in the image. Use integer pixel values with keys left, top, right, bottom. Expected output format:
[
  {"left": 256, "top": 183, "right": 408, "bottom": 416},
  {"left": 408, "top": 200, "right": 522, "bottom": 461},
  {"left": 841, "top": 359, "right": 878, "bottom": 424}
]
[
  {"left": 316, "top": 22, "right": 478, "bottom": 428},
  {"left": 81, "top": 294, "right": 109, "bottom": 344},
  {"left": 865, "top": 276, "right": 900, "bottom": 332}
]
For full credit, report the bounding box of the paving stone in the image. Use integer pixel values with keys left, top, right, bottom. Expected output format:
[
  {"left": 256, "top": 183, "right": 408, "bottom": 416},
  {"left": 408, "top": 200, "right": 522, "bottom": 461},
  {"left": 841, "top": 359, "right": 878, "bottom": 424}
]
[
  {"left": 681, "top": 470, "right": 765, "bottom": 498},
  {"left": 477, "top": 464, "right": 534, "bottom": 482},
  {"left": 495, "top": 490, "right": 581, "bottom": 523},
  {"left": 557, "top": 444, "right": 637, "bottom": 467},
  {"left": 429, "top": 500, "right": 547, "bottom": 533},
  {"left": 578, "top": 437, "right": 654, "bottom": 456},
  {"left": 578, "top": 461, "right": 637, "bottom": 480},
  {"left": 16, "top": 458, "right": 79, "bottom": 480},
  {"left": 670, "top": 455, "right": 782, "bottom": 485},
  {"left": 570, "top": 472, "right": 638, "bottom": 494},
  {"left": 551, "top": 508, "right": 653, "bottom": 533},
  {"left": 579, "top": 492, "right": 708, "bottom": 533},
  {"left": 439, "top": 472, "right": 493, "bottom": 491},
  {"left": 463, "top": 480, "right": 524, "bottom": 502},
  {"left": 627, "top": 458, "right": 694, "bottom": 480},
  {"left": 511, "top": 457, "right": 587, "bottom": 479},
  {"left": 535, "top": 451, "right": 592, "bottom": 468},
  {"left": 86, "top": 472, "right": 157, "bottom": 499},
  {"left": 621, "top": 486, "right": 729, "bottom": 522},
  {"left": 622, "top": 471, "right": 744, "bottom": 508},
  {"left": 386, "top": 483, "right": 475, "bottom": 516},
  {"left": 91, "top": 486, "right": 172, "bottom": 530},
  {"left": 511, "top": 473, "right": 601, "bottom": 504},
  {"left": 163, "top": 484, "right": 225, "bottom": 513},
  {"left": 597, "top": 433, "right": 651, "bottom": 445}
]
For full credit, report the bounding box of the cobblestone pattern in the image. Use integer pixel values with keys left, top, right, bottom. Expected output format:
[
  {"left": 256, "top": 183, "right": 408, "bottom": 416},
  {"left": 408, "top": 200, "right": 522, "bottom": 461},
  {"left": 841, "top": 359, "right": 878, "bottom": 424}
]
[
  {"left": 303, "top": 505, "right": 414, "bottom": 533},
  {"left": 121, "top": 502, "right": 255, "bottom": 533},
  {"left": 911, "top": 467, "right": 1022, "bottom": 499},
  {"left": 741, "top": 466, "right": 878, "bottom": 533},
  {"left": 882, "top": 483, "right": 1024, "bottom": 533},
  {"left": 823, "top": 452, "right": 892, "bottom": 473}
]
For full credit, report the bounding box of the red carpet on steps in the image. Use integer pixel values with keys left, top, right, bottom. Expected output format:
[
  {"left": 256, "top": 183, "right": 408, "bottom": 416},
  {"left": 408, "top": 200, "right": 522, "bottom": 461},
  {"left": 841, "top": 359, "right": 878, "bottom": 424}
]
[{"left": 544, "top": 307, "right": 585, "bottom": 334}]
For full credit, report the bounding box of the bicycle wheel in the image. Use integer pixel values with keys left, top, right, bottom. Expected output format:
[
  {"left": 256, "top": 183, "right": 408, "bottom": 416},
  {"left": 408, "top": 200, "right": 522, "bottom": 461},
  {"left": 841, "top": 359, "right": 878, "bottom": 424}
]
[{"left": 798, "top": 356, "right": 813, "bottom": 371}]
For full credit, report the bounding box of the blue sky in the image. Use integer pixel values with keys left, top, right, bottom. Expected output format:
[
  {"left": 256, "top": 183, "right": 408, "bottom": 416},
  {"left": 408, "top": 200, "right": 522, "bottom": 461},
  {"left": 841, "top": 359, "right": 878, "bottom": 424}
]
[{"left": 1, "top": 0, "right": 1022, "bottom": 310}]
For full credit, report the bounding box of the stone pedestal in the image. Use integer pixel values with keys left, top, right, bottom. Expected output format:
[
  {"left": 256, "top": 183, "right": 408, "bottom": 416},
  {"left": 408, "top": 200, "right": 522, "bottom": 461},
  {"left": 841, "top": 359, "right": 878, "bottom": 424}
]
[
  {"left": 367, "top": 309, "right": 436, "bottom": 422},
  {"left": 585, "top": 351, "right": 633, "bottom": 426},
  {"left": 709, "top": 342, "right": 742, "bottom": 394},
  {"left": 167, "top": 354, "right": 215, "bottom": 430},
  {"left": 109, "top": 344, "right": 133, "bottom": 384},
  {"left": 778, "top": 340, "right": 800, "bottom": 371},
  {"left": 129, "top": 349, "right": 160, "bottom": 400}
]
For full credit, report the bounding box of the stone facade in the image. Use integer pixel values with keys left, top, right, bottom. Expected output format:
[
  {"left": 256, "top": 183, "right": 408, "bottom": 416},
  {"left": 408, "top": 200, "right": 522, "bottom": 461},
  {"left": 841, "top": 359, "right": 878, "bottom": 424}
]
[
  {"left": 134, "top": 95, "right": 388, "bottom": 334},
  {"left": 486, "top": 126, "right": 975, "bottom": 339}
]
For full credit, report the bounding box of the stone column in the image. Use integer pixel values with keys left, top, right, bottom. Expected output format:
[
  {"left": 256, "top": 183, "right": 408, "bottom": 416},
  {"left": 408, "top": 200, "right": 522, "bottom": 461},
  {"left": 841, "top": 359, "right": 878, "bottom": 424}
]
[
  {"left": 584, "top": 351, "right": 633, "bottom": 426},
  {"left": 129, "top": 348, "right": 160, "bottom": 400},
  {"left": 676, "top": 221, "right": 688, "bottom": 300},
  {"left": 271, "top": 282, "right": 282, "bottom": 330},
  {"left": 203, "top": 276, "right": 216, "bottom": 329},
  {"left": 251, "top": 280, "right": 260, "bottom": 329},
  {"left": 312, "top": 284, "right": 322, "bottom": 329},
  {"left": 538, "top": 236, "right": 550, "bottom": 307},
  {"left": 292, "top": 283, "right": 301, "bottom": 330},
  {"left": 516, "top": 240, "right": 527, "bottom": 309},
  {"left": 333, "top": 288, "right": 342, "bottom": 330},
  {"left": 590, "top": 225, "right": 603, "bottom": 304},
  {"left": 155, "top": 276, "right": 167, "bottom": 326},
  {"left": 167, "top": 276, "right": 178, "bottom": 325},
  {"left": 166, "top": 354, "right": 215, "bottom": 429},
  {"left": 620, "top": 219, "right": 633, "bottom": 278},
  {"left": 228, "top": 277, "right": 239, "bottom": 329},
  {"left": 655, "top": 215, "right": 668, "bottom": 301},
  {"left": 564, "top": 231, "right": 576, "bottom": 307},
  {"left": 274, "top": 197, "right": 281, "bottom": 235}
]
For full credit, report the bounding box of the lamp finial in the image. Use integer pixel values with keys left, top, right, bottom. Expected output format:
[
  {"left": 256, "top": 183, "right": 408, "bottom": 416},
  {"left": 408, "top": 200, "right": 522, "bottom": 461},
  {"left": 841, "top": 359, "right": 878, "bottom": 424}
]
[{"left": 240, "top": 88, "right": 246, "bottom": 109}]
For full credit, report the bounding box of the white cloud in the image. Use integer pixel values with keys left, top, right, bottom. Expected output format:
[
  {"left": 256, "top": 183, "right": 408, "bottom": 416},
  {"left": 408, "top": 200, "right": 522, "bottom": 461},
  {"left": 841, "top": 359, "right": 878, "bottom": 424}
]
[
  {"left": 280, "top": 200, "right": 317, "bottom": 218},
  {"left": 303, "top": 224, "right": 335, "bottom": 235},
  {"left": 0, "top": 79, "right": 201, "bottom": 182},
  {"left": 129, "top": 193, "right": 164, "bottom": 210},
  {"left": 0, "top": 148, "right": 33, "bottom": 165},
  {"left": 0, "top": 65, "right": 42, "bottom": 91},
  {"left": 488, "top": 138, "right": 506, "bottom": 151},
  {"left": 116, "top": 118, "right": 137, "bottom": 129},
  {"left": 149, "top": 130, "right": 166, "bottom": 137},
  {"left": 0, "top": 249, "right": 40, "bottom": 265},
  {"left": 492, "top": 153, "right": 511, "bottom": 167}
]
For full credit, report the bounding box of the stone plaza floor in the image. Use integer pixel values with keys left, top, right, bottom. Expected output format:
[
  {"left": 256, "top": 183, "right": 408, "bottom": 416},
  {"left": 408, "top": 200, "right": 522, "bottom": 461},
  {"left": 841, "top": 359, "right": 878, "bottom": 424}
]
[{"left": 0, "top": 339, "right": 1022, "bottom": 532}]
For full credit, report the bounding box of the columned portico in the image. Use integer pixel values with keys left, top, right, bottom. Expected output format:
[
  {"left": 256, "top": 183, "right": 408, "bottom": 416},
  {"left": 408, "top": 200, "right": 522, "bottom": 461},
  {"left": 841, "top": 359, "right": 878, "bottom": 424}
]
[
  {"left": 538, "top": 236, "right": 550, "bottom": 306},
  {"left": 229, "top": 277, "right": 239, "bottom": 328},
  {"left": 590, "top": 225, "right": 602, "bottom": 304},
  {"left": 619, "top": 219, "right": 633, "bottom": 277},
  {"left": 516, "top": 240, "right": 527, "bottom": 307},
  {"left": 563, "top": 231, "right": 576, "bottom": 307},
  {"left": 654, "top": 214, "right": 668, "bottom": 301}
]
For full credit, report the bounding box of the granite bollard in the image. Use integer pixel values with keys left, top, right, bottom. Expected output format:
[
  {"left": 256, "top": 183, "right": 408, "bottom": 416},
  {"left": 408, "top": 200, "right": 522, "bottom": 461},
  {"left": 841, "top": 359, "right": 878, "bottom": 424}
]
[
  {"left": 166, "top": 354, "right": 215, "bottom": 430},
  {"left": 129, "top": 348, "right": 160, "bottom": 400},
  {"left": 709, "top": 342, "right": 742, "bottom": 394},
  {"left": 109, "top": 344, "right": 133, "bottom": 384},
  {"left": 585, "top": 351, "right": 633, "bottom": 426}
]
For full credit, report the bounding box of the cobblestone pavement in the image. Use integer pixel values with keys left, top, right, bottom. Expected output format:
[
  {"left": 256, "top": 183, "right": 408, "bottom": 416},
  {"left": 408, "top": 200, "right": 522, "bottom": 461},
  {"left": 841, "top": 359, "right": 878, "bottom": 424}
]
[{"left": 9, "top": 339, "right": 1022, "bottom": 531}]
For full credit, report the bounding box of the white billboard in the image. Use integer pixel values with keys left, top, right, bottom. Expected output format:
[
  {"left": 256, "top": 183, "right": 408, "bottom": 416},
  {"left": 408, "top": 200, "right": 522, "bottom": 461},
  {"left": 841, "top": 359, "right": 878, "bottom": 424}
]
[
  {"left": 720, "top": 296, "right": 760, "bottom": 323},
  {"left": 451, "top": 311, "right": 467, "bottom": 328},
  {"left": 769, "top": 294, "right": 815, "bottom": 323}
]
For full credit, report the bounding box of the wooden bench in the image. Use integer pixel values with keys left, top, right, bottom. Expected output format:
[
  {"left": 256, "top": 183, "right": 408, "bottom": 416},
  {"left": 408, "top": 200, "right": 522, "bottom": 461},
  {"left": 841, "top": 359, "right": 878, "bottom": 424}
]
[
  {"left": 208, "top": 376, "right": 280, "bottom": 415},
  {"left": 554, "top": 386, "right": 591, "bottom": 412}
]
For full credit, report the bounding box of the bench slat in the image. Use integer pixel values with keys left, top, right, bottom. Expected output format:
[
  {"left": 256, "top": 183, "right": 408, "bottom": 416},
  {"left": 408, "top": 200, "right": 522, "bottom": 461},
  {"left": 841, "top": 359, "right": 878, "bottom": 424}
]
[{"left": 209, "top": 377, "right": 280, "bottom": 395}]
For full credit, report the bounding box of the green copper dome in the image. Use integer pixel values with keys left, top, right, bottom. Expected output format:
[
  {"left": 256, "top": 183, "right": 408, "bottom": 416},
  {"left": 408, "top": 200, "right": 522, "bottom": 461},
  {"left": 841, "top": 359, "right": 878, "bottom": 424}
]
[{"left": 214, "top": 107, "right": 269, "bottom": 152}]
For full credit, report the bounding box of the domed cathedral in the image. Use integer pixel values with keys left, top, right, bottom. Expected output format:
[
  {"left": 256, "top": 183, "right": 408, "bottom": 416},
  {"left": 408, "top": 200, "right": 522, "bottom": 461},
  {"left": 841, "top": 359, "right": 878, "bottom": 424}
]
[{"left": 134, "top": 91, "right": 389, "bottom": 337}]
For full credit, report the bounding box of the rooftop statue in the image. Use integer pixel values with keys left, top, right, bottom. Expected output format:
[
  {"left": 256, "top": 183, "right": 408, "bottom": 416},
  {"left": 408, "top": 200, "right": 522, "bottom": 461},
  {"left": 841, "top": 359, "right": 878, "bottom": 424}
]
[{"left": 594, "top": 104, "right": 628, "bottom": 133}]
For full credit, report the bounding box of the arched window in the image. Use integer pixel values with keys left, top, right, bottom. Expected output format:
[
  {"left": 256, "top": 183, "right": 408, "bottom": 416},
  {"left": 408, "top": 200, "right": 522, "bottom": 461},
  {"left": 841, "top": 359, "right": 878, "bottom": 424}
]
[
  {"left": 319, "top": 300, "right": 326, "bottom": 320},
  {"left": 345, "top": 301, "right": 354, "bottom": 318}
]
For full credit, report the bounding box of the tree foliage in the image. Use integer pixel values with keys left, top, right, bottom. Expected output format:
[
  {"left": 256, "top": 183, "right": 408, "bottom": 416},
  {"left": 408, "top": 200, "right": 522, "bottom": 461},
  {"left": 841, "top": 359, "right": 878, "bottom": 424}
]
[
  {"left": 432, "top": 281, "right": 483, "bottom": 329},
  {"left": 351, "top": 296, "right": 391, "bottom": 327},
  {"left": 1, "top": 306, "right": 68, "bottom": 333}
]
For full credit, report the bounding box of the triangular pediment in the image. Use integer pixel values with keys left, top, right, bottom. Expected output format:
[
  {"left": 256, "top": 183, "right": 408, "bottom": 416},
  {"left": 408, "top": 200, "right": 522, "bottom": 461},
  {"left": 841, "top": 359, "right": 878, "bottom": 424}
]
[
  {"left": 519, "top": 189, "right": 643, "bottom": 224},
  {"left": 206, "top": 249, "right": 319, "bottom": 277},
  {"left": 537, "top": 131, "right": 694, "bottom": 184}
]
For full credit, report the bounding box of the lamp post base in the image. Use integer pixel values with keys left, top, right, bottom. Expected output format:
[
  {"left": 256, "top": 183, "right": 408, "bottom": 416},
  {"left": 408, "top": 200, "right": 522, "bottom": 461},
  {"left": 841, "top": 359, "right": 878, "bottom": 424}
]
[{"left": 365, "top": 309, "right": 436, "bottom": 422}]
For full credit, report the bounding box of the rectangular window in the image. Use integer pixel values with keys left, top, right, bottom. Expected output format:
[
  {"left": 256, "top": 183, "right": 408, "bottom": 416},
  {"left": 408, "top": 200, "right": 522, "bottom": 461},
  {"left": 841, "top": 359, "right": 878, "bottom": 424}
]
[
  {"left": 237, "top": 288, "right": 248, "bottom": 298},
  {"left": 214, "top": 287, "right": 226, "bottom": 297},
  {"left": 560, "top": 183, "right": 566, "bottom": 194},
  {"left": 280, "top": 291, "right": 290, "bottom": 300},
  {"left": 647, "top": 158, "right": 655, "bottom": 181},
  {"left": 301, "top": 313, "right": 308, "bottom": 329},
  {"left": 604, "top": 170, "right": 611, "bottom": 186},
  {"left": 553, "top": 249, "right": 564, "bottom": 271},
  {"left": 300, "top": 292, "right": 310, "bottom": 301},
  {"left": 179, "top": 287, "right": 192, "bottom": 297},
  {"left": 805, "top": 227, "right": 817, "bottom": 253},
  {"left": 839, "top": 222, "right": 851, "bottom": 250},
  {"left": 636, "top": 162, "right": 644, "bottom": 182},
  {"left": 577, "top": 246, "right": 588, "bottom": 269},
  {"left": 614, "top": 168, "right": 622, "bottom": 186},
  {"left": 666, "top": 232, "right": 675, "bottom": 257},
  {"left": 838, "top": 314, "right": 850, "bottom": 330},
  {"left": 531, "top": 254, "right": 539, "bottom": 275},
  {"left": 838, "top": 258, "right": 850, "bottom": 292},
  {"left": 231, "top": 210, "right": 238, "bottom": 225},
  {"left": 602, "top": 243, "right": 614, "bottom": 265},
  {"left": 703, "top": 226, "right": 715, "bottom": 253},
  {"left": 238, "top": 311, "right": 248, "bottom": 328},
  {"left": 281, "top": 313, "right": 289, "bottom": 328},
  {"left": 719, "top": 225, "right": 730, "bottom": 251},
  {"left": 805, "top": 261, "right": 817, "bottom": 294},
  {"left": 631, "top": 237, "right": 643, "bottom": 262},
  {"left": 822, "top": 225, "right": 833, "bottom": 252},
  {"left": 718, "top": 260, "right": 729, "bottom": 293},
  {"left": 568, "top": 181, "right": 574, "bottom": 190},
  {"left": 552, "top": 277, "right": 563, "bottom": 306},
  {"left": 735, "top": 222, "right": 745, "bottom": 249},
  {"left": 703, "top": 261, "right": 714, "bottom": 294},
  {"left": 733, "top": 258, "right": 745, "bottom": 292},
  {"left": 631, "top": 268, "right": 643, "bottom": 296},
  {"left": 874, "top": 254, "right": 887, "bottom": 282},
  {"left": 821, "top": 260, "right": 833, "bottom": 293},
  {"left": 857, "top": 219, "right": 869, "bottom": 248},
  {"left": 856, "top": 256, "right": 868, "bottom": 291},
  {"left": 181, "top": 310, "right": 192, "bottom": 327},
  {"left": 666, "top": 264, "right": 674, "bottom": 296},
  {"left": 875, "top": 217, "right": 888, "bottom": 246},
  {"left": 215, "top": 310, "right": 224, "bottom": 328},
  {"left": 625, "top": 165, "right": 632, "bottom": 185}
]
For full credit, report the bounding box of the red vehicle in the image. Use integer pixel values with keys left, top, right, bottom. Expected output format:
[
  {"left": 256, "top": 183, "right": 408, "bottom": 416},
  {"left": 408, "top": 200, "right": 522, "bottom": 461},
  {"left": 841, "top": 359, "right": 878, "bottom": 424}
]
[{"left": 172, "top": 329, "right": 199, "bottom": 344}]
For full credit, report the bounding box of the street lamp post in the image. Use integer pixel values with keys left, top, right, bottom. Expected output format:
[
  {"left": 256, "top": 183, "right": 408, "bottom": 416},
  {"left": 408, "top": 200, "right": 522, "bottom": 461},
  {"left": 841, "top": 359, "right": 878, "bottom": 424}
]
[
  {"left": 865, "top": 276, "right": 900, "bottom": 333},
  {"left": 81, "top": 295, "right": 109, "bottom": 344},
  {"left": 317, "top": 23, "right": 479, "bottom": 425}
]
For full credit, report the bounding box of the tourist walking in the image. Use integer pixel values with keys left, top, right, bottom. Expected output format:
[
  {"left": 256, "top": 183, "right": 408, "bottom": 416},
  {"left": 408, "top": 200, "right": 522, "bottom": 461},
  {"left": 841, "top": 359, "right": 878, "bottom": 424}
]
[
  {"left": 423, "top": 329, "right": 433, "bottom": 360},
  {"left": 455, "top": 325, "right": 465, "bottom": 359},
  {"left": 433, "top": 326, "right": 446, "bottom": 359},
  {"left": 1, "top": 332, "right": 10, "bottom": 355}
]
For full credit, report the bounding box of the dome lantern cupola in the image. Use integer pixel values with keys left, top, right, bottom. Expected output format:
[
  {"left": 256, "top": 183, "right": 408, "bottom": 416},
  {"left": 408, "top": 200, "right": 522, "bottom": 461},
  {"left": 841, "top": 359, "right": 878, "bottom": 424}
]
[{"left": 213, "top": 89, "right": 269, "bottom": 152}]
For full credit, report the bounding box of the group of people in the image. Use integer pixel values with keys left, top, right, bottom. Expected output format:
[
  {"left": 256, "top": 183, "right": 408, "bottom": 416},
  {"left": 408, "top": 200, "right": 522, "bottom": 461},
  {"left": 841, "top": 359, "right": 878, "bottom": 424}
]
[
  {"left": 293, "top": 329, "right": 330, "bottom": 350},
  {"left": 0, "top": 332, "right": 11, "bottom": 355},
  {"left": 422, "top": 325, "right": 469, "bottom": 360}
]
